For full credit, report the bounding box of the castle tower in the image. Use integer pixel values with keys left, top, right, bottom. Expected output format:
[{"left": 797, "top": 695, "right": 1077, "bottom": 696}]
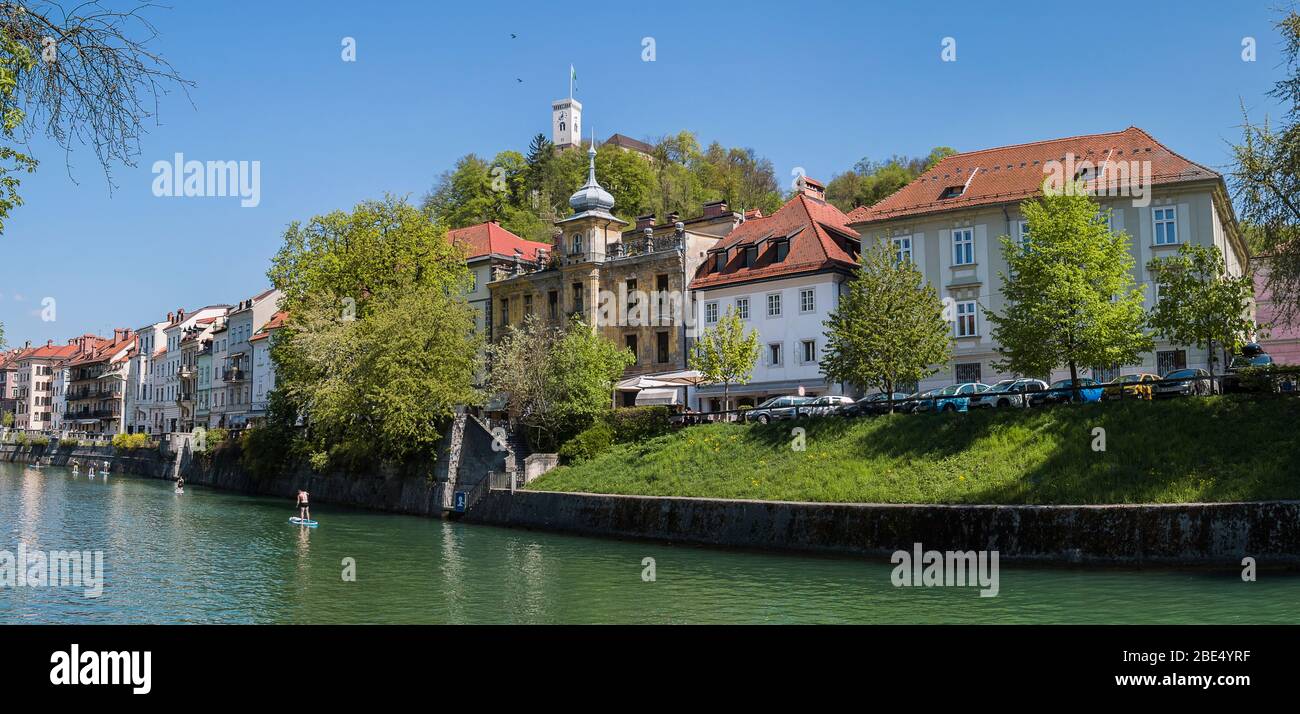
[{"left": 552, "top": 66, "right": 582, "bottom": 149}]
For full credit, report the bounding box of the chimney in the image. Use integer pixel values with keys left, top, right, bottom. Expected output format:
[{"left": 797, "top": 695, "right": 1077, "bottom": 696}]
[
  {"left": 23, "top": 340, "right": 30, "bottom": 349},
  {"left": 635, "top": 214, "right": 656, "bottom": 230},
  {"left": 167, "top": 311, "right": 174, "bottom": 323},
  {"left": 702, "top": 200, "right": 728, "bottom": 219},
  {"left": 176, "top": 308, "right": 186, "bottom": 323},
  {"left": 798, "top": 176, "right": 826, "bottom": 201}
]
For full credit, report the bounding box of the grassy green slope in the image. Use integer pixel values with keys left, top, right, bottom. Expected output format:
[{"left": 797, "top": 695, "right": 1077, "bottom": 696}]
[{"left": 528, "top": 396, "right": 1300, "bottom": 505}]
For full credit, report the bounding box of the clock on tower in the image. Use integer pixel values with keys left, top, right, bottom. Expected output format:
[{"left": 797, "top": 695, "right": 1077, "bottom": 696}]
[{"left": 552, "top": 97, "right": 582, "bottom": 149}]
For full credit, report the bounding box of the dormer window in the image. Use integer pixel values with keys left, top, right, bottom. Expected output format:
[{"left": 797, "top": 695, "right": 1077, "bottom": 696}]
[
  {"left": 773, "top": 239, "right": 789, "bottom": 263},
  {"left": 714, "top": 251, "right": 726, "bottom": 273},
  {"left": 939, "top": 185, "right": 965, "bottom": 200},
  {"left": 744, "top": 245, "right": 758, "bottom": 268}
]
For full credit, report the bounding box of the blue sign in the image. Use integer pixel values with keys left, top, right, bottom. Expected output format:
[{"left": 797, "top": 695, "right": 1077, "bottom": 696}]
[{"left": 453, "top": 491, "right": 467, "bottom": 513}]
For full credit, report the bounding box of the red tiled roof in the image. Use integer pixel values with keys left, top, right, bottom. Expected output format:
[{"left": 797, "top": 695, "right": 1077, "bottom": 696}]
[
  {"left": 448, "top": 221, "right": 551, "bottom": 262},
  {"left": 690, "top": 191, "right": 860, "bottom": 290},
  {"left": 19, "top": 343, "right": 80, "bottom": 362},
  {"left": 66, "top": 331, "right": 135, "bottom": 367},
  {"left": 249, "top": 311, "right": 288, "bottom": 342},
  {"left": 845, "top": 126, "right": 1220, "bottom": 224}
]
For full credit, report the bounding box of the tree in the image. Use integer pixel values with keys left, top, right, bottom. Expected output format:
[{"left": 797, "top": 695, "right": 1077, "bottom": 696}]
[
  {"left": 690, "top": 308, "right": 759, "bottom": 412},
  {"left": 825, "top": 147, "right": 956, "bottom": 212},
  {"left": 987, "top": 190, "right": 1152, "bottom": 401},
  {"left": 268, "top": 196, "right": 479, "bottom": 466},
  {"left": 1232, "top": 10, "right": 1300, "bottom": 327},
  {"left": 1146, "top": 244, "right": 1255, "bottom": 387},
  {"left": 821, "top": 241, "right": 951, "bottom": 408},
  {"left": 0, "top": 2, "right": 191, "bottom": 224},
  {"left": 487, "top": 316, "right": 632, "bottom": 450}
]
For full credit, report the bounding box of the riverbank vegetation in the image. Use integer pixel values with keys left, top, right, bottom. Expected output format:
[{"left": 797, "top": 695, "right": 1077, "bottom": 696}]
[
  {"left": 262, "top": 196, "right": 481, "bottom": 471},
  {"left": 530, "top": 395, "right": 1300, "bottom": 504}
]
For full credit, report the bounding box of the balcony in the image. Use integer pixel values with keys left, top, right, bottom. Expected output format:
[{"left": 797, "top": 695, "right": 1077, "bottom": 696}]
[
  {"left": 175, "top": 392, "right": 193, "bottom": 403},
  {"left": 223, "top": 369, "right": 246, "bottom": 382},
  {"left": 178, "top": 366, "right": 195, "bottom": 378}
]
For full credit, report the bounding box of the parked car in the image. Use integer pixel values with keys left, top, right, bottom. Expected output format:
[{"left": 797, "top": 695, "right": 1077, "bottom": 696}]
[
  {"left": 1223, "top": 347, "right": 1275, "bottom": 394},
  {"left": 842, "top": 391, "right": 911, "bottom": 417},
  {"left": 969, "top": 378, "right": 1048, "bottom": 409},
  {"left": 908, "top": 388, "right": 942, "bottom": 414},
  {"left": 797, "top": 395, "right": 855, "bottom": 417},
  {"left": 746, "top": 396, "right": 813, "bottom": 423},
  {"left": 934, "top": 382, "right": 993, "bottom": 413},
  {"left": 1038, "top": 377, "right": 1105, "bottom": 405},
  {"left": 1153, "top": 368, "right": 1212, "bottom": 398},
  {"left": 1102, "top": 373, "right": 1159, "bottom": 401}
]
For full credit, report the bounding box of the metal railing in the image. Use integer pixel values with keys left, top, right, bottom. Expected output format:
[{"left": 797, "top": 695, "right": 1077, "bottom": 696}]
[{"left": 682, "top": 368, "right": 1300, "bottom": 424}]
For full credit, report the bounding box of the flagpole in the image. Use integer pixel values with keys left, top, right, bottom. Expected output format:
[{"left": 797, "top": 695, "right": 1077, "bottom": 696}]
[{"left": 569, "top": 64, "right": 573, "bottom": 100}]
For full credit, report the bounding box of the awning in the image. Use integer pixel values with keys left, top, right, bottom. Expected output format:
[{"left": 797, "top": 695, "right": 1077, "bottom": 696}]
[
  {"left": 615, "top": 370, "right": 704, "bottom": 391},
  {"left": 634, "top": 387, "right": 680, "bottom": 406}
]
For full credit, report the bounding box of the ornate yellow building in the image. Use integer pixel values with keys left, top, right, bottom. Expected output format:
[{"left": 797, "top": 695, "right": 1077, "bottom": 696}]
[{"left": 488, "top": 143, "right": 740, "bottom": 404}]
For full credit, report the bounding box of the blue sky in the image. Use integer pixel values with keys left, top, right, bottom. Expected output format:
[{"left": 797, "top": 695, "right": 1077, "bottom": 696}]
[{"left": 0, "top": 0, "right": 1289, "bottom": 344}]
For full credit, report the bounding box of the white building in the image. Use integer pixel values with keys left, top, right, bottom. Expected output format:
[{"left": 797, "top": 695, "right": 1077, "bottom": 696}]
[
  {"left": 688, "top": 178, "right": 859, "bottom": 411},
  {"left": 211, "top": 289, "right": 279, "bottom": 429},
  {"left": 157, "top": 305, "right": 230, "bottom": 434},
  {"left": 846, "top": 126, "right": 1250, "bottom": 390},
  {"left": 249, "top": 310, "right": 287, "bottom": 420},
  {"left": 127, "top": 320, "right": 168, "bottom": 434}
]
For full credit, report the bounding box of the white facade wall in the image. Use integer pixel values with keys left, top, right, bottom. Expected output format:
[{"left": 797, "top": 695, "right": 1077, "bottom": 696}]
[
  {"left": 855, "top": 183, "right": 1248, "bottom": 392},
  {"left": 691, "top": 272, "right": 848, "bottom": 411}
]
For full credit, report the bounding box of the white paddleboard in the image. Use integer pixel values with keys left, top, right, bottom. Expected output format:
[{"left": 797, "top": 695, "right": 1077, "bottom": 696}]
[{"left": 289, "top": 517, "right": 318, "bottom": 528}]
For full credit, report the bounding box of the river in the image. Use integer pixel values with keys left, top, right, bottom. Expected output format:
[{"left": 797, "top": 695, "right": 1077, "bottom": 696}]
[{"left": 1, "top": 462, "right": 1297, "bottom": 624}]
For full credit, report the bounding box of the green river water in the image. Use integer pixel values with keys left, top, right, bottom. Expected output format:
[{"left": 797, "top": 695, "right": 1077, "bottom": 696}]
[{"left": 1, "top": 461, "right": 1298, "bottom": 624}]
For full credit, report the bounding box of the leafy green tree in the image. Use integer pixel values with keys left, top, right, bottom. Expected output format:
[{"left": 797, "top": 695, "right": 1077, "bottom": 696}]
[
  {"left": 821, "top": 241, "right": 951, "bottom": 408},
  {"left": 1232, "top": 10, "right": 1300, "bottom": 327},
  {"left": 825, "top": 147, "right": 956, "bottom": 212},
  {"left": 1146, "top": 244, "right": 1255, "bottom": 386},
  {"left": 690, "top": 308, "right": 760, "bottom": 412},
  {"left": 488, "top": 315, "right": 632, "bottom": 450},
  {"left": 987, "top": 190, "right": 1152, "bottom": 401},
  {"left": 268, "top": 196, "right": 479, "bottom": 466}
]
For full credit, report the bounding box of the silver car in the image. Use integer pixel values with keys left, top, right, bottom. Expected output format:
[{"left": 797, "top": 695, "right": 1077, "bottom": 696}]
[
  {"left": 797, "top": 395, "right": 856, "bottom": 417},
  {"left": 1153, "top": 368, "right": 1212, "bottom": 397},
  {"left": 746, "top": 396, "right": 813, "bottom": 423},
  {"left": 968, "top": 378, "right": 1049, "bottom": 409}
]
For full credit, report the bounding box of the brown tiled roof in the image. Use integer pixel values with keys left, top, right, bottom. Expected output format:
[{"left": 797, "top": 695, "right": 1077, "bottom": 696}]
[
  {"left": 690, "top": 190, "right": 860, "bottom": 290},
  {"left": 249, "top": 310, "right": 288, "bottom": 343},
  {"left": 448, "top": 221, "right": 551, "bottom": 262},
  {"left": 845, "top": 126, "right": 1219, "bottom": 224}
]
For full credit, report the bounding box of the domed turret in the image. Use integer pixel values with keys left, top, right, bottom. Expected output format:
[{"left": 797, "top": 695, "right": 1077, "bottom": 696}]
[{"left": 569, "top": 144, "right": 615, "bottom": 214}]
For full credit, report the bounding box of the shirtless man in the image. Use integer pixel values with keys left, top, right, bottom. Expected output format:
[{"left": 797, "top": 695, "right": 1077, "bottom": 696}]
[{"left": 296, "top": 489, "right": 310, "bottom": 522}]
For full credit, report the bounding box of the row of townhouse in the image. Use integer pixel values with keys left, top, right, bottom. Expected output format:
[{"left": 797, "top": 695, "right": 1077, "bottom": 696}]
[
  {"left": 0, "top": 332, "right": 135, "bottom": 433},
  {"left": 0, "top": 290, "right": 286, "bottom": 437},
  {"left": 125, "top": 289, "right": 284, "bottom": 435},
  {"left": 474, "top": 125, "right": 1258, "bottom": 413}
]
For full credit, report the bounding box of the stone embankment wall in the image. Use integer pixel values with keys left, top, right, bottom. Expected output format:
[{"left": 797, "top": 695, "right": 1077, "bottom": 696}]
[{"left": 465, "top": 489, "right": 1300, "bottom": 566}]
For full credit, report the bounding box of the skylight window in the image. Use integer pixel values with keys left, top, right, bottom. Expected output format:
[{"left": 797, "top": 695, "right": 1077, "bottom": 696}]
[{"left": 939, "top": 185, "right": 965, "bottom": 200}]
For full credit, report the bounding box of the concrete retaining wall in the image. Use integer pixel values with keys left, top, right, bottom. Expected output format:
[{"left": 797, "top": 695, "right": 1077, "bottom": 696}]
[{"left": 465, "top": 490, "right": 1300, "bottom": 565}]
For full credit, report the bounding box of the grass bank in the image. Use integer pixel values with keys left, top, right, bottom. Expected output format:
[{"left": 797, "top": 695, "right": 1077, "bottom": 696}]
[{"left": 528, "top": 395, "right": 1300, "bottom": 504}]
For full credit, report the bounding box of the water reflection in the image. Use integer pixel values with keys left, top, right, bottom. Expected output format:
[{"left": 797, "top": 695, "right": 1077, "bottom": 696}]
[{"left": 2, "top": 462, "right": 1300, "bottom": 624}]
